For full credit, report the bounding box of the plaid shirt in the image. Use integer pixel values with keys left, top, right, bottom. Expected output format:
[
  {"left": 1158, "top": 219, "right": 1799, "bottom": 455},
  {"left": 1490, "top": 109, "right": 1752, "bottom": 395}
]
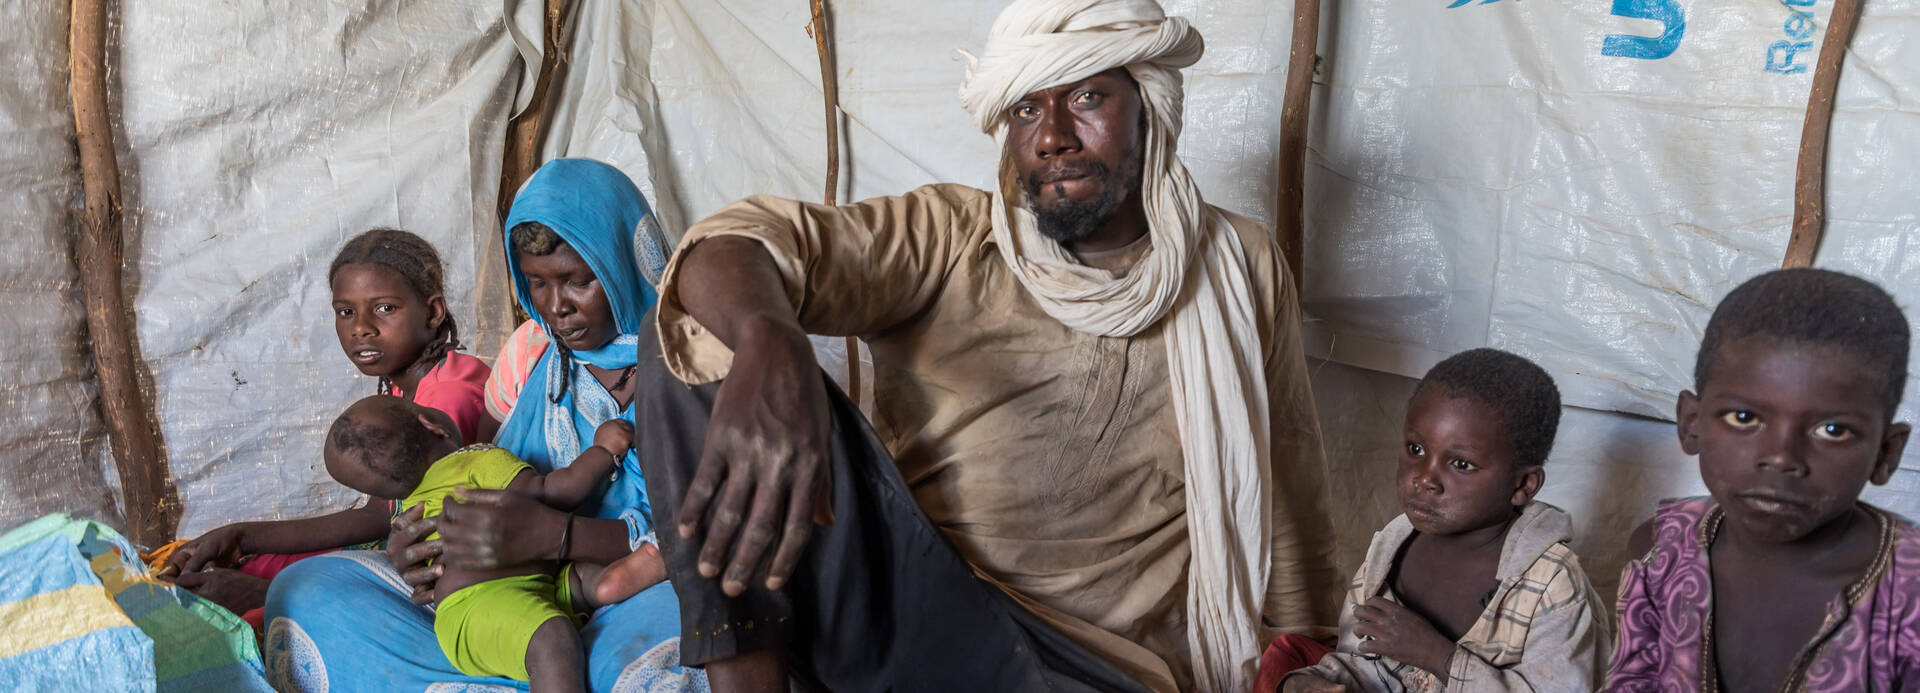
[{"left": 1289, "top": 501, "right": 1613, "bottom": 692}]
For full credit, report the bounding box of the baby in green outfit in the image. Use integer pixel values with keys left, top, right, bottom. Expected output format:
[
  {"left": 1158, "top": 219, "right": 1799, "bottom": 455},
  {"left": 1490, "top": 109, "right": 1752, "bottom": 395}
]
[{"left": 321, "top": 394, "right": 630, "bottom": 692}]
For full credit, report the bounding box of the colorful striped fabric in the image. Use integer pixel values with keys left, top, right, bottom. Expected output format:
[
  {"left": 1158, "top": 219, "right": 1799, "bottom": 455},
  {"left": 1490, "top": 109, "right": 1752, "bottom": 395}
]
[{"left": 0, "top": 515, "right": 271, "bottom": 692}]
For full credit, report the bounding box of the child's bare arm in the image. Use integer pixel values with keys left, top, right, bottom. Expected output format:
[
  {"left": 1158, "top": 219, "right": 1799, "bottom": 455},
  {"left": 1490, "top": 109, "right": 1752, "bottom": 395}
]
[
  {"left": 162, "top": 503, "right": 390, "bottom": 576},
  {"left": 528, "top": 420, "right": 632, "bottom": 509}
]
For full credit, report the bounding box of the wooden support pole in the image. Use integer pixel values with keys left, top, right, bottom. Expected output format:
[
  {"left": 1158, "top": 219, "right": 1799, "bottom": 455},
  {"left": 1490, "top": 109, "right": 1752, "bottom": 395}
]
[
  {"left": 492, "top": 0, "right": 576, "bottom": 334},
  {"left": 809, "top": 0, "right": 841, "bottom": 209},
  {"left": 70, "top": 0, "right": 180, "bottom": 546},
  {"left": 498, "top": 0, "right": 578, "bottom": 219},
  {"left": 809, "top": 0, "right": 860, "bottom": 407},
  {"left": 1783, "top": 0, "right": 1864, "bottom": 268},
  {"left": 1276, "top": 0, "right": 1321, "bottom": 293}
]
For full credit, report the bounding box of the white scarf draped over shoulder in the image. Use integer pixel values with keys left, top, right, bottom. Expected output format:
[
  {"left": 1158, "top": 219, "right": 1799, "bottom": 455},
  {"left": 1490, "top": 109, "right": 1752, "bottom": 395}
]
[{"left": 958, "top": 1, "right": 1273, "bottom": 691}]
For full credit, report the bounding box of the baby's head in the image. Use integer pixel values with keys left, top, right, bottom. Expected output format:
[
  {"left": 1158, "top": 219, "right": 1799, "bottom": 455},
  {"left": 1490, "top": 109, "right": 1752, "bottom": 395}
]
[
  {"left": 1682, "top": 268, "right": 1912, "bottom": 543},
  {"left": 1399, "top": 348, "right": 1562, "bottom": 536},
  {"left": 322, "top": 395, "right": 463, "bottom": 499}
]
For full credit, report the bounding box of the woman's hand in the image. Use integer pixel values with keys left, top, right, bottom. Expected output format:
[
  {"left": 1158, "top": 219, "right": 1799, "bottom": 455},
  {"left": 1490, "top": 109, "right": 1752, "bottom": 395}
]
[
  {"left": 387, "top": 505, "right": 442, "bottom": 606},
  {"left": 436, "top": 487, "right": 566, "bottom": 571},
  {"left": 1352, "top": 598, "right": 1456, "bottom": 680},
  {"left": 161, "top": 524, "right": 249, "bottom": 578}
]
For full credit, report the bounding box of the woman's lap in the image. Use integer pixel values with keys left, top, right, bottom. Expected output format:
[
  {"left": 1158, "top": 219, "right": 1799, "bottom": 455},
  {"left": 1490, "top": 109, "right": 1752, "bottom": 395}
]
[{"left": 264, "top": 551, "right": 706, "bottom": 693}]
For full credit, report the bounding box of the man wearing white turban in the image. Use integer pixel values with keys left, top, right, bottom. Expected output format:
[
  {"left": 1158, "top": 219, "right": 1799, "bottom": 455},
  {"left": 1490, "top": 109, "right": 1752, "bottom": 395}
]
[{"left": 629, "top": 0, "right": 1339, "bottom": 690}]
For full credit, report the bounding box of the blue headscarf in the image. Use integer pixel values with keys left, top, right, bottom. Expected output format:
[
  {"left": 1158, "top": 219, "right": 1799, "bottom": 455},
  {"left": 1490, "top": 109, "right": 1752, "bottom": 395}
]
[
  {"left": 495, "top": 158, "right": 671, "bottom": 531},
  {"left": 504, "top": 157, "right": 667, "bottom": 338}
]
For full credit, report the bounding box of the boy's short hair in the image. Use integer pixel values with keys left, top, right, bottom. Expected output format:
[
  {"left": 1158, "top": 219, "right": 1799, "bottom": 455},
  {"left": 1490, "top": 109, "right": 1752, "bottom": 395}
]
[
  {"left": 1695, "top": 268, "right": 1910, "bottom": 415},
  {"left": 1412, "top": 348, "right": 1563, "bottom": 468},
  {"left": 327, "top": 399, "right": 433, "bottom": 486}
]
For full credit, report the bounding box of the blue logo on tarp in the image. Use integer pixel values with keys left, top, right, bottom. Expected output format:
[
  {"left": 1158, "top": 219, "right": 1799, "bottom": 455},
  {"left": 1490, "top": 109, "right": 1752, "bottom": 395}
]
[
  {"left": 1765, "top": 0, "right": 1820, "bottom": 73},
  {"left": 1603, "top": 0, "right": 1686, "bottom": 59},
  {"left": 1445, "top": 0, "right": 1506, "bottom": 8}
]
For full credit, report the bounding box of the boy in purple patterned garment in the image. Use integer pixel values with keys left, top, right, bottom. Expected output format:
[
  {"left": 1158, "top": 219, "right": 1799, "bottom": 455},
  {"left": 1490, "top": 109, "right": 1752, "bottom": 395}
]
[{"left": 1608, "top": 268, "right": 1920, "bottom": 692}]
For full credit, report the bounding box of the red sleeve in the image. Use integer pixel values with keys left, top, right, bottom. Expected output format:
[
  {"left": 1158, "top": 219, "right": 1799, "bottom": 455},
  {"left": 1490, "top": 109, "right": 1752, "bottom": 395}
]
[{"left": 414, "top": 353, "right": 494, "bottom": 445}]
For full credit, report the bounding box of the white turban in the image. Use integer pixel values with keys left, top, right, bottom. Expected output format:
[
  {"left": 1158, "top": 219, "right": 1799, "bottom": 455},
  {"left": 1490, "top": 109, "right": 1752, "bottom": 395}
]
[{"left": 961, "top": 2, "right": 1275, "bottom": 692}]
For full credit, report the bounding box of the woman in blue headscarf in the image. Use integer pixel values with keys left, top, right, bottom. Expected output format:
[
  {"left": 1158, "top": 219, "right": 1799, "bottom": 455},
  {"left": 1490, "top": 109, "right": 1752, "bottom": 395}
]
[{"left": 263, "top": 159, "right": 706, "bottom": 692}]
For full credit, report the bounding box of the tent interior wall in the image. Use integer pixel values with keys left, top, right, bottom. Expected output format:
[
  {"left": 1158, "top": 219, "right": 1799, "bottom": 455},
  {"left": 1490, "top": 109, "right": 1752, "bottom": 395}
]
[{"left": 4, "top": 0, "right": 1918, "bottom": 605}]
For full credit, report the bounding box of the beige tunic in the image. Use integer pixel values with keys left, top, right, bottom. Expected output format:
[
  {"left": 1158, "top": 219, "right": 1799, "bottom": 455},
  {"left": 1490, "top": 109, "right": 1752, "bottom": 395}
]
[{"left": 656, "top": 183, "right": 1340, "bottom": 692}]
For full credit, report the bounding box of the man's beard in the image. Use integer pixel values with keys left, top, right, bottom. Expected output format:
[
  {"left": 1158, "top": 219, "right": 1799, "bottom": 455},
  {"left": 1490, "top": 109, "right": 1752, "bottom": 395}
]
[{"left": 1020, "top": 156, "right": 1142, "bottom": 244}]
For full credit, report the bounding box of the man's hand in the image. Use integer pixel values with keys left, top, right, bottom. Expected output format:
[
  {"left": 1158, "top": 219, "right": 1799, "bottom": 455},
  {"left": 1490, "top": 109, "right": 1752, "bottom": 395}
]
[
  {"left": 160, "top": 524, "right": 248, "bottom": 578},
  {"left": 175, "top": 569, "right": 270, "bottom": 615},
  {"left": 1352, "top": 598, "right": 1456, "bottom": 680},
  {"left": 679, "top": 320, "right": 833, "bottom": 597},
  {"left": 1280, "top": 673, "right": 1347, "bottom": 693},
  {"left": 592, "top": 419, "right": 635, "bottom": 457},
  {"left": 387, "top": 504, "right": 442, "bottom": 606}
]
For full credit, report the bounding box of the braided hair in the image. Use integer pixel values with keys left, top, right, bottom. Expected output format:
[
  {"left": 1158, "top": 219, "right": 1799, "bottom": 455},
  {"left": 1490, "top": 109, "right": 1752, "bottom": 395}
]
[{"left": 329, "top": 228, "right": 462, "bottom": 394}]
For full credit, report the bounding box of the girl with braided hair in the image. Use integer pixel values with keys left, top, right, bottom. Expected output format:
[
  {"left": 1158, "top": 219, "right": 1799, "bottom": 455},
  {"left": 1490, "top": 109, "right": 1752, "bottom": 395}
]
[
  {"left": 329, "top": 228, "right": 496, "bottom": 444},
  {"left": 162, "top": 228, "right": 496, "bottom": 625}
]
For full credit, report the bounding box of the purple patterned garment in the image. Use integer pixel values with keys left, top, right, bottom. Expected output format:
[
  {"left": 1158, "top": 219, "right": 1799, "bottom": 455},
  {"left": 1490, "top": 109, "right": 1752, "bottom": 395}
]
[{"left": 1606, "top": 498, "right": 1920, "bottom": 692}]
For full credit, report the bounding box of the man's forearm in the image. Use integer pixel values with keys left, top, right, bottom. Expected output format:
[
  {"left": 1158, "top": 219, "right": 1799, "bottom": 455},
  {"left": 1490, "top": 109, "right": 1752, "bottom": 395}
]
[{"left": 677, "top": 236, "right": 807, "bottom": 350}]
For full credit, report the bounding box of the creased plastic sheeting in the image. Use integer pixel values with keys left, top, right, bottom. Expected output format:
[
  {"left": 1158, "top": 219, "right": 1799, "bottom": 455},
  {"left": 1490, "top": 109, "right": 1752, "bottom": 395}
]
[
  {"left": 1302, "top": 0, "right": 1920, "bottom": 426},
  {"left": 116, "top": 0, "right": 533, "bottom": 535},
  {"left": 0, "top": 2, "right": 122, "bottom": 532},
  {"left": 542, "top": 0, "right": 1294, "bottom": 394}
]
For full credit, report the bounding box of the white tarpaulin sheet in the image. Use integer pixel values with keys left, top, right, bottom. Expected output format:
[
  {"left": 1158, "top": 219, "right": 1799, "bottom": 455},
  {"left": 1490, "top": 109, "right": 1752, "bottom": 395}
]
[
  {"left": 1301, "top": 0, "right": 1920, "bottom": 422},
  {"left": 0, "top": 1, "right": 120, "bottom": 532},
  {"left": 112, "top": 0, "right": 538, "bottom": 534}
]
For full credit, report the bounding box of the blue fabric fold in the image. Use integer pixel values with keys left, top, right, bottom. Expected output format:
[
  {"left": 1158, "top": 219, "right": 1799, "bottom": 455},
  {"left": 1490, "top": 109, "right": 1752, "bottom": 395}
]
[{"left": 495, "top": 159, "right": 673, "bottom": 541}]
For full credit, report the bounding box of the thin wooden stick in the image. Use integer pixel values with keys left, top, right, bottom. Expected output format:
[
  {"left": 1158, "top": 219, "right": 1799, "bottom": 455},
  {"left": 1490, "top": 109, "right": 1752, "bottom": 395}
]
[
  {"left": 1784, "top": 0, "right": 1864, "bottom": 268},
  {"left": 1276, "top": 0, "right": 1321, "bottom": 293},
  {"left": 491, "top": 0, "right": 577, "bottom": 334},
  {"left": 71, "top": 0, "right": 180, "bottom": 546},
  {"left": 809, "top": 0, "right": 860, "bottom": 407},
  {"left": 810, "top": 0, "right": 841, "bottom": 209},
  {"left": 498, "top": 0, "right": 577, "bottom": 219}
]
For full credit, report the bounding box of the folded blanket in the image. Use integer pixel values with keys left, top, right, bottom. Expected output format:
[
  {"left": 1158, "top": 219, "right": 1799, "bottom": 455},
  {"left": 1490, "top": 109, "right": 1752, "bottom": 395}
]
[{"left": 0, "top": 515, "right": 271, "bottom": 693}]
